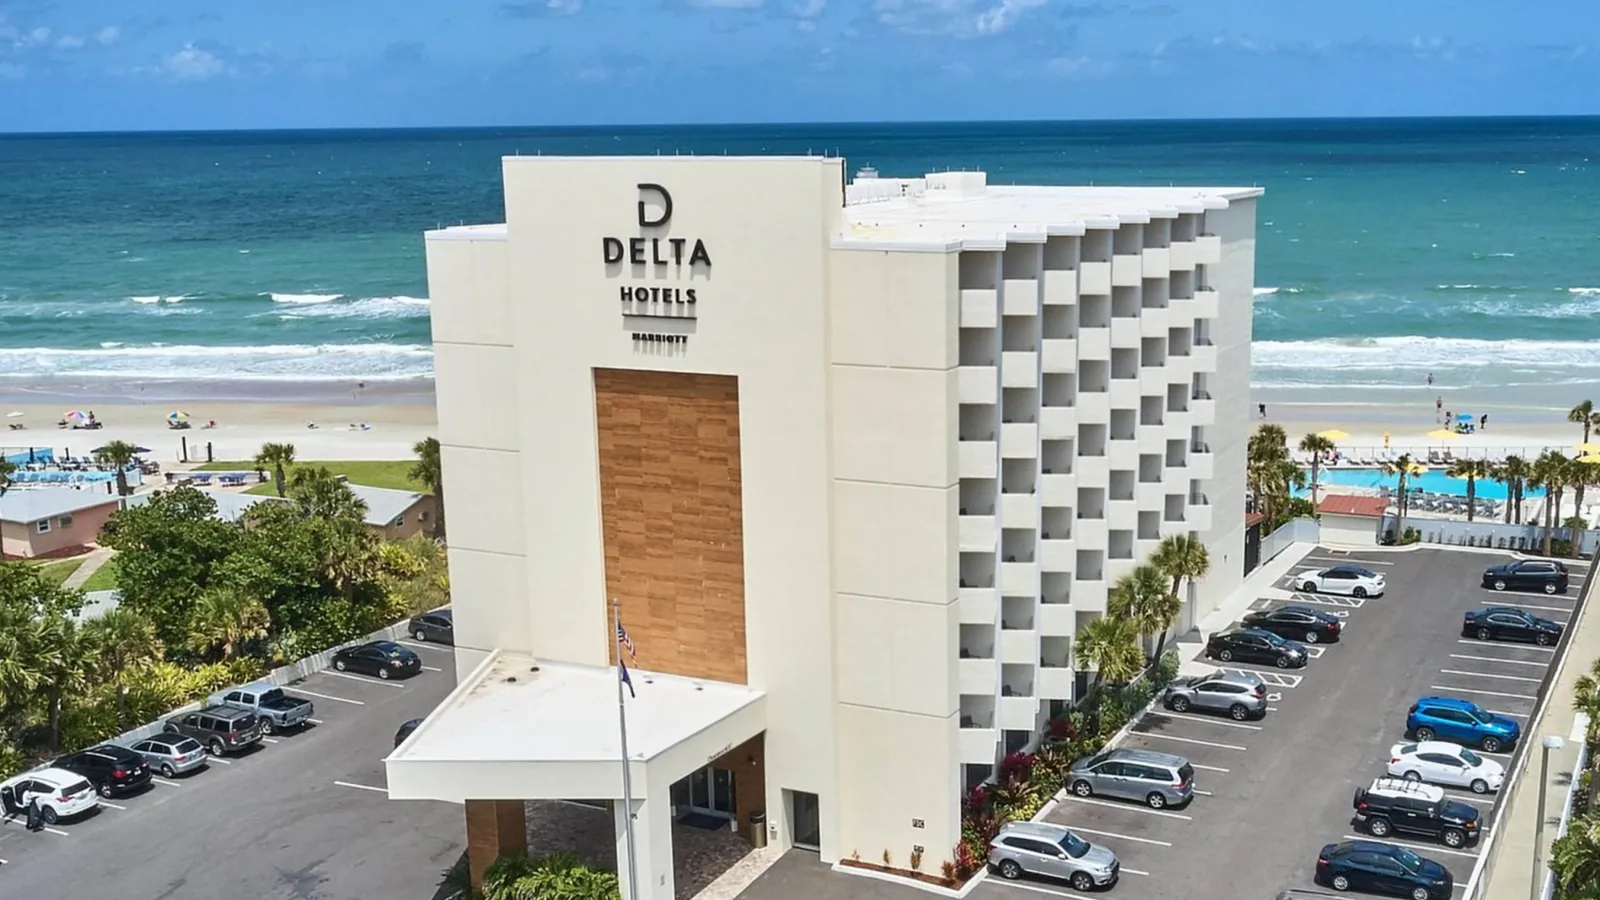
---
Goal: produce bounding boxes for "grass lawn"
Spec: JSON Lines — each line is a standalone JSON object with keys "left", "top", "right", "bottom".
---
{"left": 33, "top": 557, "right": 86, "bottom": 588}
{"left": 79, "top": 557, "right": 120, "bottom": 592}
{"left": 197, "top": 460, "right": 426, "bottom": 495}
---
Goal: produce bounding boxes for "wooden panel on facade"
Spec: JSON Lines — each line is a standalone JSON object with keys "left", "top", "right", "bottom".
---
{"left": 594, "top": 368, "right": 747, "bottom": 684}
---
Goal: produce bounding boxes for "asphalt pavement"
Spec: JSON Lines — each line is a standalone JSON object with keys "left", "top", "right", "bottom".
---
{"left": 0, "top": 638, "right": 465, "bottom": 900}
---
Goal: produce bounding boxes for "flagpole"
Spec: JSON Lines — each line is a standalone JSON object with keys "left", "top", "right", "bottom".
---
{"left": 614, "top": 598, "right": 641, "bottom": 900}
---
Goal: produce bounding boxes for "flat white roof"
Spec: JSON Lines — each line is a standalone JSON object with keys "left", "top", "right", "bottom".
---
{"left": 392, "top": 652, "right": 764, "bottom": 765}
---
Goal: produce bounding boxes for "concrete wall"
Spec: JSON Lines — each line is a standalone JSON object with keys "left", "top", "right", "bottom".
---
{"left": 1320, "top": 513, "right": 1382, "bottom": 547}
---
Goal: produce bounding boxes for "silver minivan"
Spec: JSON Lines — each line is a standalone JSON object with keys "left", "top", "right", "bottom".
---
{"left": 1068, "top": 747, "right": 1196, "bottom": 809}
{"left": 987, "top": 821, "right": 1120, "bottom": 891}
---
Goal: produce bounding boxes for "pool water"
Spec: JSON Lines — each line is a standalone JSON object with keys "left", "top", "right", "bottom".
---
{"left": 1302, "top": 467, "right": 1543, "bottom": 501}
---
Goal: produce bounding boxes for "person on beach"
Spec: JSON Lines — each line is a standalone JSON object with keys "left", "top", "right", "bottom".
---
{"left": 1384, "top": 432, "right": 1391, "bottom": 450}
{"left": 1427, "top": 372, "right": 1434, "bottom": 387}
{"left": 1258, "top": 403, "right": 1267, "bottom": 419}
{"left": 1436, "top": 396, "right": 1443, "bottom": 421}
{"left": 1480, "top": 413, "right": 1488, "bottom": 431}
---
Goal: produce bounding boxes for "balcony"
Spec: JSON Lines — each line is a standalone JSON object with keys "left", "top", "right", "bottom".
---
{"left": 1076, "top": 516, "right": 1108, "bottom": 549}
{"left": 959, "top": 726, "right": 999, "bottom": 765}
{"left": 1079, "top": 261, "right": 1112, "bottom": 295}
{"left": 1169, "top": 240, "right": 1196, "bottom": 271}
{"left": 1164, "top": 409, "right": 1191, "bottom": 435}
{"left": 959, "top": 441, "right": 998, "bottom": 479}
{"left": 1000, "top": 629, "right": 1036, "bottom": 665}
{"left": 1079, "top": 326, "right": 1111, "bottom": 360}
{"left": 1041, "top": 339, "right": 1078, "bottom": 373}
{"left": 1158, "top": 517, "right": 1190, "bottom": 538}
{"left": 1190, "top": 445, "right": 1214, "bottom": 479}
{"left": 1195, "top": 234, "right": 1222, "bottom": 265}
{"left": 1164, "top": 461, "right": 1191, "bottom": 485}
{"left": 1000, "top": 695, "right": 1039, "bottom": 730}
{"left": 1194, "top": 289, "right": 1220, "bottom": 320}
{"left": 960, "top": 288, "right": 998, "bottom": 328}
{"left": 1041, "top": 473, "right": 1075, "bottom": 506}
{"left": 1192, "top": 343, "right": 1218, "bottom": 373}
{"left": 1112, "top": 253, "right": 1143, "bottom": 287}
{"left": 1001, "top": 352, "right": 1039, "bottom": 389}
{"left": 1074, "top": 579, "right": 1109, "bottom": 612}
{"left": 1040, "top": 406, "right": 1077, "bottom": 439}
{"left": 1109, "top": 380, "right": 1139, "bottom": 412}
{"left": 1076, "top": 392, "right": 1110, "bottom": 423}
{"left": 1137, "top": 423, "right": 1167, "bottom": 454}
{"left": 1038, "top": 602, "right": 1074, "bottom": 636}
{"left": 1188, "top": 494, "right": 1213, "bottom": 531}
{"left": 1167, "top": 295, "right": 1196, "bottom": 323}
{"left": 1077, "top": 455, "right": 1109, "bottom": 487}
{"left": 1142, "top": 247, "right": 1170, "bottom": 278}
{"left": 959, "top": 367, "right": 998, "bottom": 405}
{"left": 1191, "top": 393, "right": 1217, "bottom": 426}
{"left": 1000, "top": 562, "right": 1040, "bottom": 597}
{"left": 1139, "top": 368, "right": 1169, "bottom": 398}
{"left": 1003, "top": 278, "right": 1039, "bottom": 316}
{"left": 1137, "top": 484, "right": 1166, "bottom": 511}
{"left": 1106, "top": 437, "right": 1136, "bottom": 466}
{"left": 1110, "top": 318, "right": 1141, "bottom": 349}
{"left": 1040, "top": 538, "right": 1074, "bottom": 573}
{"left": 959, "top": 657, "right": 998, "bottom": 695}
{"left": 959, "top": 587, "right": 999, "bottom": 625}
{"left": 1166, "top": 355, "right": 1193, "bottom": 384}
{"left": 1139, "top": 307, "right": 1169, "bottom": 337}
{"left": 1042, "top": 270, "right": 1078, "bottom": 306}
{"left": 1001, "top": 422, "right": 1038, "bottom": 459}
{"left": 959, "top": 514, "right": 997, "bottom": 552}
{"left": 1108, "top": 499, "right": 1138, "bottom": 531}
{"left": 1038, "top": 667, "right": 1076, "bottom": 700}
{"left": 1000, "top": 493, "right": 1039, "bottom": 530}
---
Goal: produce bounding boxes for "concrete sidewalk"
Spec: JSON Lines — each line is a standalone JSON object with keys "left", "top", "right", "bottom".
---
{"left": 62, "top": 546, "right": 114, "bottom": 590}
{"left": 1478, "top": 576, "right": 1599, "bottom": 899}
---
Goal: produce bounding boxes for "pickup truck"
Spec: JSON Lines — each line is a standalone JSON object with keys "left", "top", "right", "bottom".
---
{"left": 210, "top": 684, "right": 314, "bottom": 735}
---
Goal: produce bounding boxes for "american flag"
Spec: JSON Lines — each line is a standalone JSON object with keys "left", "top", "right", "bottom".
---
{"left": 616, "top": 621, "right": 637, "bottom": 660}
{"left": 619, "top": 659, "right": 635, "bottom": 698}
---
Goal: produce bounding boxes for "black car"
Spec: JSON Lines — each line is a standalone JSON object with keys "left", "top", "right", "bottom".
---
{"left": 53, "top": 743, "right": 153, "bottom": 798}
{"left": 1482, "top": 559, "right": 1568, "bottom": 594}
{"left": 332, "top": 640, "right": 422, "bottom": 680}
{"left": 394, "top": 717, "right": 423, "bottom": 748}
{"left": 1204, "top": 628, "right": 1309, "bottom": 669}
{"left": 1462, "top": 606, "right": 1564, "bottom": 646}
{"left": 407, "top": 609, "right": 453, "bottom": 645}
{"left": 1241, "top": 604, "right": 1344, "bottom": 644}
{"left": 1316, "top": 840, "right": 1453, "bottom": 899}
{"left": 1354, "top": 778, "right": 1480, "bottom": 848}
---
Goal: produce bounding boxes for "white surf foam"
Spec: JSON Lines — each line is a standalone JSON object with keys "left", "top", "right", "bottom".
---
{"left": 1253, "top": 336, "right": 1600, "bottom": 373}
{"left": 273, "top": 295, "right": 431, "bottom": 320}
{"left": 266, "top": 292, "right": 343, "bottom": 304}
{"left": 0, "top": 343, "right": 434, "bottom": 381}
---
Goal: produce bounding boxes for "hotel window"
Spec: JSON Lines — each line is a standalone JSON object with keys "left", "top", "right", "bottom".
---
{"left": 35, "top": 519, "right": 51, "bottom": 534}
{"left": 59, "top": 514, "right": 74, "bottom": 528}
{"left": 391, "top": 514, "right": 405, "bottom": 527}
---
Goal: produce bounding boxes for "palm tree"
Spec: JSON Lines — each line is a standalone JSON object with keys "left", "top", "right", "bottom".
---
{"left": 92, "top": 439, "right": 141, "bottom": 497}
{"left": 1109, "top": 564, "right": 1180, "bottom": 664}
{"left": 186, "top": 586, "right": 271, "bottom": 661}
{"left": 1496, "top": 455, "right": 1531, "bottom": 524}
{"left": 1150, "top": 534, "right": 1209, "bottom": 661}
{"left": 1298, "top": 433, "right": 1335, "bottom": 508}
{"left": 1074, "top": 615, "right": 1144, "bottom": 690}
{"left": 0, "top": 457, "right": 14, "bottom": 497}
{"left": 1571, "top": 458, "right": 1597, "bottom": 525}
{"left": 35, "top": 614, "right": 93, "bottom": 750}
{"left": 1445, "top": 458, "right": 1492, "bottom": 522}
{"left": 83, "top": 608, "right": 162, "bottom": 728}
{"left": 410, "top": 436, "right": 445, "bottom": 540}
{"left": 1380, "top": 452, "right": 1422, "bottom": 536}
{"left": 1571, "top": 400, "right": 1597, "bottom": 445}
{"left": 288, "top": 466, "right": 369, "bottom": 523}
{"left": 1248, "top": 425, "right": 1303, "bottom": 524}
{"left": 254, "top": 442, "right": 297, "bottom": 498}
{"left": 1532, "top": 450, "right": 1567, "bottom": 556}
{"left": 1549, "top": 816, "right": 1600, "bottom": 900}
{"left": 1573, "top": 657, "right": 1600, "bottom": 807}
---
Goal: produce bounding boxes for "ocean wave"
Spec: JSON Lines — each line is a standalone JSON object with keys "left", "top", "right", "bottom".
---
{"left": 129, "top": 294, "right": 194, "bottom": 304}
{"left": 0, "top": 343, "right": 434, "bottom": 381}
{"left": 266, "top": 292, "right": 343, "bottom": 304}
{"left": 270, "top": 295, "right": 431, "bottom": 320}
{"left": 1253, "top": 336, "right": 1600, "bottom": 372}
{"left": 1470, "top": 252, "right": 1516, "bottom": 259}
{"left": 1252, "top": 286, "right": 1304, "bottom": 298}
{"left": 1569, "top": 287, "right": 1600, "bottom": 296}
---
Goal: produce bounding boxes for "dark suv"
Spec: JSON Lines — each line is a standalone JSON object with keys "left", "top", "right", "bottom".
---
{"left": 1482, "top": 559, "right": 1567, "bottom": 594}
{"left": 53, "top": 743, "right": 153, "bottom": 798}
{"left": 1354, "top": 778, "right": 1480, "bottom": 848}
{"left": 164, "top": 705, "right": 265, "bottom": 756}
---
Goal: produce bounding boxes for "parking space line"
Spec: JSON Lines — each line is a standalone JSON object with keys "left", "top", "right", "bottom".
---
{"left": 1120, "top": 867, "right": 1151, "bottom": 876}
{"left": 1441, "top": 792, "right": 1494, "bottom": 806}
{"left": 152, "top": 777, "right": 181, "bottom": 787}
{"left": 1488, "top": 709, "right": 1529, "bottom": 718}
{"left": 287, "top": 688, "right": 365, "bottom": 705}
{"left": 1149, "top": 712, "right": 1262, "bottom": 731}
{"left": 334, "top": 780, "right": 389, "bottom": 794}
{"left": 1189, "top": 763, "right": 1230, "bottom": 773}
{"left": 398, "top": 640, "right": 450, "bottom": 652}
{"left": 421, "top": 665, "right": 443, "bottom": 672}
{"left": 98, "top": 801, "right": 126, "bottom": 810}
{"left": 982, "top": 881, "right": 1094, "bottom": 900}
{"left": 1449, "top": 654, "right": 1548, "bottom": 668}
{"left": 1304, "top": 556, "right": 1393, "bottom": 565}
{"left": 1481, "top": 588, "right": 1575, "bottom": 599}
{"left": 307, "top": 717, "right": 324, "bottom": 724}
{"left": 1055, "top": 824, "right": 1174, "bottom": 847}
{"left": 1439, "top": 668, "right": 1542, "bottom": 683}
{"left": 326, "top": 671, "right": 407, "bottom": 689}
{"left": 1218, "top": 667, "right": 1303, "bottom": 688}
{"left": 1509, "top": 604, "right": 1572, "bottom": 615}
{"left": 1192, "top": 789, "right": 1214, "bottom": 797}
{"left": 1305, "top": 646, "right": 1327, "bottom": 659}
{"left": 3, "top": 818, "right": 69, "bottom": 836}
{"left": 1456, "top": 639, "right": 1554, "bottom": 653}
{"left": 1131, "top": 732, "right": 1247, "bottom": 751}
{"left": 1340, "top": 835, "right": 1480, "bottom": 860}
{"left": 206, "top": 757, "right": 232, "bottom": 764}
{"left": 1429, "top": 684, "right": 1538, "bottom": 701}
{"left": 261, "top": 737, "right": 280, "bottom": 744}
{"left": 1058, "top": 795, "right": 1192, "bottom": 820}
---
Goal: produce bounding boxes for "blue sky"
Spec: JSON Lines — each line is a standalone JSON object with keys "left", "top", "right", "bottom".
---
{"left": 1, "top": 0, "right": 1597, "bottom": 131}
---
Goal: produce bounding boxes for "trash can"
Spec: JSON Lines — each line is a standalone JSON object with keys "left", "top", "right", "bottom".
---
{"left": 748, "top": 811, "right": 767, "bottom": 848}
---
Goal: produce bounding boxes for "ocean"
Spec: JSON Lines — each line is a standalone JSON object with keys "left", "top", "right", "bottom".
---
{"left": 2, "top": 118, "right": 1598, "bottom": 405}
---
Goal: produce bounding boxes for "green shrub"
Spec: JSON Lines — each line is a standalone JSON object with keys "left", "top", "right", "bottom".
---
{"left": 483, "top": 852, "right": 619, "bottom": 900}
{"left": 0, "top": 741, "right": 26, "bottom": 780}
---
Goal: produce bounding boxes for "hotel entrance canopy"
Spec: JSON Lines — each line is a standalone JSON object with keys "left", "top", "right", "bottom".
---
{"left": 386, "top": 651, "right": 767, "bottom": 803}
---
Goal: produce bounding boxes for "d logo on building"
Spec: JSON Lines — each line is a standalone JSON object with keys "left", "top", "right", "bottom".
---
{"left": 602, "top": 183, "right": 712, "bottom": 269}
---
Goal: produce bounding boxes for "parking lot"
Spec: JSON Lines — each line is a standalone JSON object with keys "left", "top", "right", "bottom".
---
{"left": 0, "top": 639, "right": 465, "bottom": 900}
{"left": 969, "top": 546, "right": 1589, "bottom": 900}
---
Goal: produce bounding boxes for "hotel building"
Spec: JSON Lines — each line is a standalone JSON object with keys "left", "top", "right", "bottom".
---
{"left": 386, "top": 156, "right": 1260, "bottom": 896}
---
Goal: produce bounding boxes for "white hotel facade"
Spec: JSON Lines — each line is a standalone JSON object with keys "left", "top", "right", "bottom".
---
{"left": 386, "top": 156, "right": 1259, "bottom": 896}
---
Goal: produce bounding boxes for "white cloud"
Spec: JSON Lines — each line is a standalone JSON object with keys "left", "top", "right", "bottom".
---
{"left": 973, "top": 0, "right": 1045, "bottom": 35}
{"left": 96, "top": 25, "right": 123, "bottom": 46}
{"left": 875, "top": 0, "right": 1047, "bottom": 37}
{"left": 687, "top": 0, "right": 764, "bottom": 6}
{"left": 27, "top": 26, "right": 50, "bottom": 44}
{"left": 794, "top": 0, "right": 826, "bottom": 15}
{"left": 1046, "top": 55, "right": 1112, "bottom": 78}
{"left": 56, "top": 34, "right": 85, "bottom": 49}
{"left": 164, "top": 43, "right": 228, "bottom": 81}
{"left": 547, "top": 0, "right": 582, "bottom": 12}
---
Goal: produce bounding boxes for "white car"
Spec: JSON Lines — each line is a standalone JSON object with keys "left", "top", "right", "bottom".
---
{"left": 1388, "top": 740, "right": 1505, "bottom": 794}
{"left": 1296, "top": 565, "right": 1385, "bottom": 598}
{"left": 0, "top": 766, "right": 100, "bottom": 824}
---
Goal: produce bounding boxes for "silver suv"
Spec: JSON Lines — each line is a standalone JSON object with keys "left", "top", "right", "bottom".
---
{"left": 987, "top": 821, "right": 1119, "bottom": 891}
{"left": 1163, "top": 670, "right": 1269, "bottom": 721}
{"left": 1068, "top": 747, "right": 1196, "bottom": 809}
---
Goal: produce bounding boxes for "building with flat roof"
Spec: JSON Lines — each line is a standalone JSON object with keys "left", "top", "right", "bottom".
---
{"left": 0, "top": 486, "right": 121, "bottom": 559}
{"left": 388, "top": 157, "right": 1259, "bottom": 895}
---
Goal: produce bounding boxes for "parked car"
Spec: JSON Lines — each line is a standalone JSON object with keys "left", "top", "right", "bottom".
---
{"left": 332, "top": 640, "right": 422, "bottom": 679}
{"left": 1204, "top": 628, "right": 1309, "bottom": 669}
{"left": 1296, "top": 565, "right": 1386, "bottom": 597}
{"left": 1241, "top": 604, "right": 1344, "bottom": 644}
{"left": 1406, "top": 696, "right": 1520, "bottom": 753}
{"left": 408, "top": 609, "right": 453, "bottom": 644}
{"left": 212, "top": 683, "right": 314, "bottom": 734}
{"left": 1315, "top": 840, "right": 1453, "bottom": 900}
{"left": 128, "top": 735, "right": 210, "bottom": 778}
{"left": 0, "top": 767, "right": 99, "bottom": 824}
{"left": 1067, "top": 747, "right": 1195, "bottom": 810}
{"left": 1354, "top": 777, "right": 1480, "bottom": 848}
{"left": 1461, "top": 606, "right": 1564, "bottom": 646}
{"left": 1387, "top": 740, "right": 1504, "bottom": 794}
{"left": 52, "top": 743, "right": 153, "bottom": 798}
{"left": 987, "top": 821, "right": 1120, "bottom": 891}
{"left": 1162, "top": 670, "right": 1269, "bottom": 720}
{"left": 164, "top": 704, "right": 265, "bottom": 756}
{"left": 1482, "top": 559, "right": 1567, "bottom": 594}
{"left": 394, "top": 717, "right": 423, "bottom": 749}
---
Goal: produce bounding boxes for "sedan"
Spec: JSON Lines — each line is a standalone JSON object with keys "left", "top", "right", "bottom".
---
{"left": 1388, "top": 741, "right": 1505, "bottom": 794}
{"left": 1242, "top": 604, "right": 1344, "bottom": 644}
{"left": 128, "top": 735, "right": 210, "bottom": 778}
{"left": 1482, "top": 559, "right": 1567, "bottom": 594}
{"left": 1204, "top": 628, "right": 1309, "bottom": 669}
{"left": 408, "top": 609, "right": 453, "bottom": 644}
{"left": 1462, "top": 606, "right": 1564, "bottom": 646}
{"left": 332, "top": 640, "right": 422, "bottom": 679}
{"left": 1315, "top": 840, "right": 1453, "bottom": 900}
{"left": 1296, "top": 565, "right": 1386, "bottom": 598}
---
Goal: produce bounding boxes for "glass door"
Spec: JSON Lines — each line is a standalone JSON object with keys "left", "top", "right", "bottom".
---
{"left": 685, "top": 767, "right": 737, "bottom": 819}
{"left": 791, "top": 791, "right": 821, "bottom": 849}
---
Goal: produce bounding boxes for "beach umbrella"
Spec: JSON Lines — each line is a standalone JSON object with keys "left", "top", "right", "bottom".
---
{"left": 1456, "top": 413, "right": 1474, "bottom": 422}
{"left": 1317, "top": 429, "right": 1350, "bottom": 441}
{"left": 63, "top": 410, "right": 86, "bottom": 420}
{"left": 5, "top": 411, "right": 21, "bottom": 418}
{"left": 1575, "top": 443, "right": 1600, "bottom": 454}
{"left": 1425, "top": 429, "right": 1458, "bottom": 441}
{"left": 167, "top": 410, "right": 190, "bottom": 421}
{"left": 1578, "top": 453, "right": 1600, "bottom": 465}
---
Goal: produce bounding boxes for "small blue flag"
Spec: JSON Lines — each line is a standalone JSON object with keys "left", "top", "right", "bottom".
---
{"left": 619, "top": 659, "right": 635, "bottom": 698}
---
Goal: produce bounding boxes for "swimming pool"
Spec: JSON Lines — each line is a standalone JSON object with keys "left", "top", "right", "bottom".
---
{"left": 1302, "top": 466, "right": 1542, "bottom": 501}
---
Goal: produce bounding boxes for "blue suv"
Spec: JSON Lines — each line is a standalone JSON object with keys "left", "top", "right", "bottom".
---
{"left": 1406, "top": 697, "right": 1520, "bottom": 753}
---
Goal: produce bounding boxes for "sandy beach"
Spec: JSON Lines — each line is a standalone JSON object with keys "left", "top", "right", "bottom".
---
{"left": 1253, "top": 395, "right": 1592, "bottom": 459}
{"left": 0, "top": 402, "right": 438, "bottom": 464}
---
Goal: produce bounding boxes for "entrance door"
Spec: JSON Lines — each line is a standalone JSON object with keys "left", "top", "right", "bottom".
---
{"left": 791, "top": 791, "right": 820, "bottom": 850}
{"left": 686, "top": 767, "right": 736, "bottom": 819}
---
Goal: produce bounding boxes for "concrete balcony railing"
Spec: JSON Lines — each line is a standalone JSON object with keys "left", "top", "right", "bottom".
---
{"left": 1164, "top": 409, "right": 1191, "bottom": 435}
{"left": 1105, "top": 556, "right": 1138, "bottom": 583}
{"left": 1078, "top": 326, "right": 1111, "bottom": 360}
{"left": 1192, "top": 342, "right": 1219, "bottom": 373}
{"left": 1076, "top": 392, "right": 1110, "bottom": 423}
{"left": 1194, "top": 288, "right": 1220, "bottom": 320}
{"left": 1112, "top": 253, "right": 1143, "bottom": 287}
{"left": 1137, "top": 423, "right": 1167, "bottom": 454}
{"left": 1042, "top": 269, "right": 1078, "bottom": 306}
{"left": 1168, "top": 240, "right": 1196, "bottom": 271}
{"left": 1139, "top": 368, "right": 1169, "bottom": 397}
{"left": 1040, "top": 406, "right": 1077, "bottom": 440}
{"left": 1166, "top": 354, "right": 1193, "bottom": 384}
{"left": 960, "top": 288, "right": 998, "bottom": 328}
{"left": 1038, "top": 603, "right": 1074, "bottom": 637}
{"left": 1000, "top": 493, "right": 1039, "bottom": 530}
{"left": 1164, "top": 461, "right": 1191, "bottom": 485}
{"left": 1142, "top": 246, "right": 1171, "bottom": 278}
{"left": 1108, "top": 499, "right": 1138, "bottom": 530}
{"left": 958, "top": 513, "right": 997, "bottom": 552}
{"left": 1139, "top": 307, "right": 1169, "bottom": 337}
{"left": 959, "top": 587, "right": 999, "bottom": 625}
{"left": 1002, "top": 278, "right": 1039, "bottom": 316}
{"left": 958, "top": 441, "right": 998, "bottom": 479}
{"left": 1077, "top": 454, "right": 1110, "bottom": 487}
{"left": 1001, "top": 422, "right": 1038, "bottom": 459}
{"left": 1109, "top": 380, "right": 1139, "bottom": 411}
{"left": 1107, "top": 436, "right": 1137, "bottom": 464}
{"left": 1167, "top": 295, "right": 1196, "bottom": 322}
{"left": 1000, "top": 629, "right": 1036, "bottom": 665}
{"left": 1074, "top": 578, "right": 1109, "bottom": 612}
{"left": 1076, "top": 515, "right": 1108, "bottom": 549}
{"left": 1159, "top": 517, "right": 1190, "bottom": 538}
{"left": 958, "top": 366, "right": 998, "bottom": 405}
{"left": 1001, "top": 352, "right": 1039, "bottom": 389}
{"left": 1191, "top": 394, "right": 1217, "bottom": 426}
{"left": 1040, "top": 472, "right": 1075, "bottom": 507}
{"left": 1189, "top": 445, "right": 1214, "bottom": 480}
{"left": 1110, "top": 318, "right": 1141, "bottom": 349}
{"left": 1040, "top": 537, "right": 1074, "bottom": 572}
{"left": 959, "top": 726, "right": 999, "bottom": 765}
{"left": 1188, "top": 495, "right": 1213, "bottom": 532}
{"left": 1079, "top": 260, "right": 1112, "bottom": 296}
{"left": 1041, "top": 338, "right": 1078, "bottom": 373}
{"left": 1195, "top": 234, "right": 1222, "bottom": 266}
{"left": 1000, "top": 561, "right": 1040, "bottom": 597}
{"left": 1038, "top": 666, "right": 1076, "bottom": 700}
{"left": 959, "top": 656, "right": 998, "bottom": 695}
{"left": 999, "top": 695, "right": 1039, "bottom": 731}
{"left": 1136, "top": 484, "right": 1166, "bottom": 511}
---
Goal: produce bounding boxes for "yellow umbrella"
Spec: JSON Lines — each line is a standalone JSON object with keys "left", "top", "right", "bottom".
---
{"left": 1578, "top": 453, "right": 1600, "bottom": 465}
{"left": 1425, "top": 429, "right": 1458, "bottom": 441}
{"left": 1317, "top": 429, "right": 1351, "bottom": 441}
{"left": 1575, "top": 443, "right": 1600, "bottom": 454}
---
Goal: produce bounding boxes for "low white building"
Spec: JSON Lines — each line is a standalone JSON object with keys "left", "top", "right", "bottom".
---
{"left": 1317, "top": 494, "right": 1389, "bottom": 546}
{"left": 387, "top": 156, "right": 1260, "bottom": 895}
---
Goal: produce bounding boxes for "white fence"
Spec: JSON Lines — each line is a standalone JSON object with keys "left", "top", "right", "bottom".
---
{"left": 1261, "top": 517, "right": 1319, "bottom": 563}
{"left": 1384, "top": 515, "right": 1600, "bottom": 557}
{"left": 1541, "top": 719, "right": 1591, "bottom": 900}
